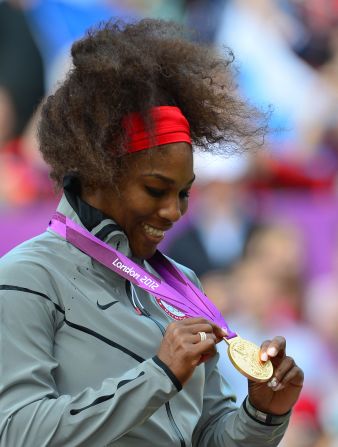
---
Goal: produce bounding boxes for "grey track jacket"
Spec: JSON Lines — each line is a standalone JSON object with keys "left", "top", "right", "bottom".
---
{"left": 0, "top": 184, "right": 290, "bottom": 446}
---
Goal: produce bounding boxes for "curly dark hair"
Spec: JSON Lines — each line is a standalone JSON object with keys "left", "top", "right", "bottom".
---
{"left": 38, "top": 18, "right": 266, "bottom": 190}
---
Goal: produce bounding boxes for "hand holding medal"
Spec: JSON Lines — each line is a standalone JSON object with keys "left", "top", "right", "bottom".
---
{"left": 247, "top": 336, "right": 304, "bottom": 416}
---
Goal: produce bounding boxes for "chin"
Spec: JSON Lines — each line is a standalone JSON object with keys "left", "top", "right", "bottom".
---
{"left": 132, "top": 245, "right": 157, "bottom": 260}
{"left": 141, "top": 248, "right": 157, "bottom": 260}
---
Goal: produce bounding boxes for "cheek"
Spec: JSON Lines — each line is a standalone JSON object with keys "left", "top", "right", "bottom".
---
{"left": 123, "top": 196, "right": 156, "bottom": 222}
{"left": 181, "top": 200, "right": 189, "bottom": 216}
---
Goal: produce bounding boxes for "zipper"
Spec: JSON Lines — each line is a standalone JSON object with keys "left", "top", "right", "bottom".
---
{"left": 125, "top": 281, "right": 186, "bottom": 447}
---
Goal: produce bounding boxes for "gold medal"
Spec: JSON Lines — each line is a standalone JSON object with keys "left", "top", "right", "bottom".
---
{"left": 224, "top": 336, "right": 273, "bottom": 382}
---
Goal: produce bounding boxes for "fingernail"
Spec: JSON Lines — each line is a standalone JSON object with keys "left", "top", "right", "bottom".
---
{"left": 267, "top": 346, "right": 277, "bottom": 357}
{"left": 268, "top": 377, "right": 279, "bottom": 389}
{"left": 260, "top": 352, "right": 268, "bottom": 362}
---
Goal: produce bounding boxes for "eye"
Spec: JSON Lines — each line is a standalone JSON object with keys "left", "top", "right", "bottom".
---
{"left": 179, "top": 189, "right": 190, "bottom": 199}
{"left": 145, "top": 186, "right": 166, "bottom": 198}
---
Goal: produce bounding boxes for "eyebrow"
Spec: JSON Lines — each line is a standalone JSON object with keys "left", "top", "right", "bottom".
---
{"left": 142, "top": 173, "right": 196, "bottom": 186}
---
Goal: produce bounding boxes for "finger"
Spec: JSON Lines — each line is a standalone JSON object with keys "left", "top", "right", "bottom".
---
{"left": 214, "top": 325, "right": 228, "bottom": 341}
{"left": 269, "top": 365, "right": 304, "bottom": 392}
{"left": 267, "top": 355, "right": 300, "bottom": 390}
{"left": 184, "top": 318, "right": 227, "bottom": 336}
{"left": 182, "top": 338, "right": 217, "bottom": 366}
{"left": 268, "top": 336, "right": 286, "bottom": 358}
{"left": 177, "top": 332, "right": 216, "bottom": 345}
{"left": 259, "top": 339, "right": 272, "bottom": 362}
{"left": 167, "top": 324, "right": 214, "bottom": 344}
{"left": 167, "top": 322, "right": 217, "bottom": 345}
{"left": 197, "top": 347, "right": 218, "bottom": 364}
{"left": 193, "top": 338, "right": 218, "bottom": 358}
{"left": 166, "top": 321, "right": 212, "bottom": 337}
{"left": 173, "top": 319, "right": 227, "bottom": 340}
{"left": 164, "top": 319, "right": 205, "bottom": 336}
{"left": 187, "top": 323, "right": 215, "bottom": 335}
{"left": 179, "top": 317, "right": 213, "bottom": 326}
{"left": 260, "top": 336, "right": 286, "bottom": 362}
{"left": 192, "top": 332, "right": 217, "bottom": 344}
{"left": 197, "top": 320, "right": 227, "bottom": 340}
{"left": 269, "top": 355, "right": 294, "bottom": 386}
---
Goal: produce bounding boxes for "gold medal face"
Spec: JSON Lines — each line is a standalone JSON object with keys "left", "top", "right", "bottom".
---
{"left": 226, "top": 337, "right": 273, "bottom": 382}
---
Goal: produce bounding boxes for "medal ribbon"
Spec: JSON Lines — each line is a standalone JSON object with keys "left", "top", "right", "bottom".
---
{"left": 49, "top": 212, "right": 237, "bottom": 339}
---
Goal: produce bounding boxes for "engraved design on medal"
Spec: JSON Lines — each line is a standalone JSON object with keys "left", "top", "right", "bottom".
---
{"left": 226, "top": 337, "right": 273, "bottom": 382}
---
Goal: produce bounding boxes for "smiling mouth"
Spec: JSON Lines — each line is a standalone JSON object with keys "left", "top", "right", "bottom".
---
{"left": 142, "top": 223, "right": 165, "bottom": 239}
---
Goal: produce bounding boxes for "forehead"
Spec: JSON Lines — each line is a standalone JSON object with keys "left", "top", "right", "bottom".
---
{"left": 127, "top": 142, "right": 194, "bottom": 182}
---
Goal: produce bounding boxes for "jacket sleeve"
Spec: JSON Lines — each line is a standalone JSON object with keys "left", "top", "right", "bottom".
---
{"left": 0, "top": 259, "right": 180, "bottom": 447}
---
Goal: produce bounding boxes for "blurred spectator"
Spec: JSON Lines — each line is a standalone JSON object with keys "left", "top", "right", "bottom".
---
{"left": 21, "top": 0, "right": 186, "bottom": 93}
{"left": 0, "top": 0, "right": 51, "bottom": 208}
{"left": 140, "top": 0, "right": 186, "bottom": 22}
{"left": 22, "top": 0, "right": 138, "bottom": 92}
{"left": 185, "top": 0, "right": 228, "bottom": 43}
{"left": 165, "top": 152, "right": 256, "bottom": 277}
{"left": 243, "top": 221, "right": 305, "bottom": 319}
{"left": 289, "top": 0, "right": 338, "bottom": 69}
{"left": 279, "top": 394, "right": 327, "bottom": 447}
{"left": 215, "top": 0, "right": 338, "bottom": 158}
{"left": 306, "top": 276, "right": 338, "bottom": 359}
{"left": 305, "top": 235, "right": 338, "bottom": 365}
{"left": 319, "top": 386, "right": 338, "bottom": 446}
{"left": 0, "top": 109, "right": 53, "bottom": 207}
{"left": 320, "top": 24, "right": 338, "bottom": 95}
{"left": 0, "top": 0, "right": 44, "bottom": 146}
{"left": 207, "top": 222, "right": 336, "bottom": 407}
{"left": 200, "top": 268, "right": 234, "bottom": 317}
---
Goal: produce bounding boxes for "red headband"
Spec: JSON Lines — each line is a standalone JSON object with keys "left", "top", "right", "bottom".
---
{"left": 122, "top": 106, "right": 191, "bottom": 153}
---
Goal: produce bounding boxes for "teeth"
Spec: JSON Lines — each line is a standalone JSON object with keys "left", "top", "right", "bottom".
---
{"left": 143, "top": 224, "right": 165, "bottom": 238}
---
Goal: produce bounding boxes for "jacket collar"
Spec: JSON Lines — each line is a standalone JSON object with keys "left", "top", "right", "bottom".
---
{"left": 56, "top": 175, "right": 132, "bottom": 258}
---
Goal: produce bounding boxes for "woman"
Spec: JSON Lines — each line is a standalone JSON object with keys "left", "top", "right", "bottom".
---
{"left": 0, "top": 19, "right": 303, "bottom": 446}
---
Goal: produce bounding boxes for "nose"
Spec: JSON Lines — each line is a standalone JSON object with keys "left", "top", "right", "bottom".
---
{"left": 158, "top": 197, "right": 183, "bottom": 223}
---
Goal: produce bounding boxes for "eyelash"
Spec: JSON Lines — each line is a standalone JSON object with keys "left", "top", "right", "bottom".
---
{"left": 146, "top": 187, "right": 190, "bottom": 199}
{"left": 146, "top": 187, "right": 165, "bottom": 198}
{"left": 180, "top": 190, "right": 190, "bottom": 199}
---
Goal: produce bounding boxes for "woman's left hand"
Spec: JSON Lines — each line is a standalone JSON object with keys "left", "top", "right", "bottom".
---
{"left": 248, "top": 336, "right": 304, "bottom": 415}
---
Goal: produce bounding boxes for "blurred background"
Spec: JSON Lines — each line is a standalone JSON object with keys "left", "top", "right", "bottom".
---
{"left": 1, "top": 0, "right": 338, "bottom": 445}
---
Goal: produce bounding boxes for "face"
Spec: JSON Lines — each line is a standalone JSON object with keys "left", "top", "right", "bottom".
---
{"left": 84, "top": 142, "right": 194, "bottom": 259}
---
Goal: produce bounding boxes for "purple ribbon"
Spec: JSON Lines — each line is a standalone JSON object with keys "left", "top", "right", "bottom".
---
{"left": 49, "top": 212, "right": 237, "bottom": 339}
